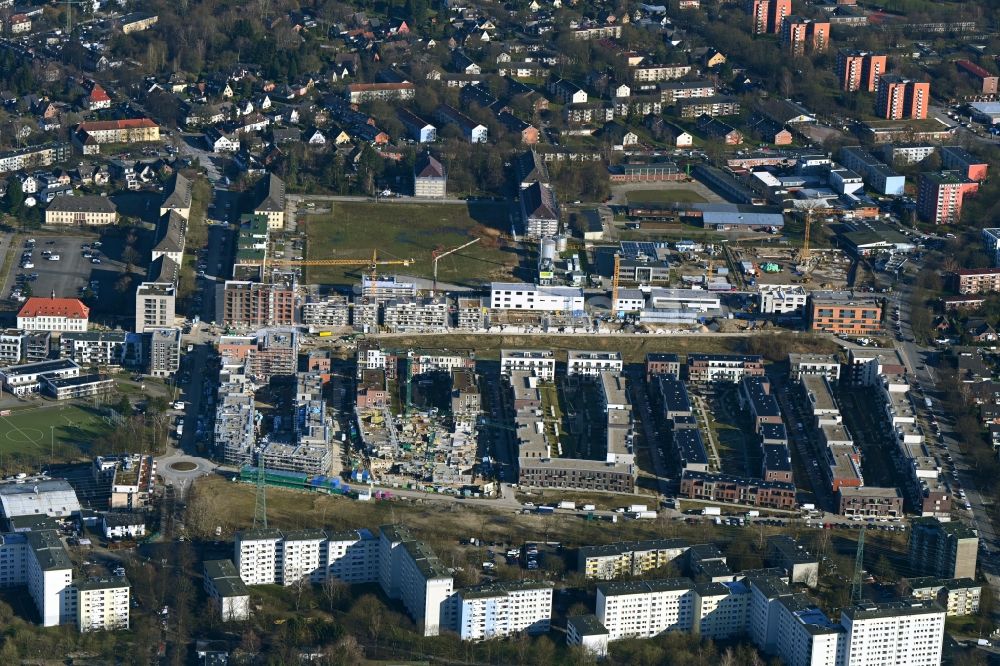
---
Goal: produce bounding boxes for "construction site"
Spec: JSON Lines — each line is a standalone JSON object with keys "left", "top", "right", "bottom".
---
{"left": 350, "top": 348, "right": 487, "bottom": 492}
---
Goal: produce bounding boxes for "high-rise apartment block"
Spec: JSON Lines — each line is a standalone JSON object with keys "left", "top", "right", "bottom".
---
{"left": 875, "top": 75, "right": 930, "bottom": 120}
{"left": 747, "top": 0, "right": 791, "bottom": 34}
{"left": 837, "top": 51, "right": 887, "bottom": 92}
{"left": 917, "top": 171, "right": 979, "bottom": 225}
{"left": 908, "top": 517, "right": 978, "bottom": 580}
{"left": 781, "top": 17, "right": 830, "bottom": 56}
{"left": 234, "top": 525, "right": 453, "bottom": 636}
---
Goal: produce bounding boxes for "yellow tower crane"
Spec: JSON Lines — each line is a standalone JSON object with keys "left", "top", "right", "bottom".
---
{"left": 267, "top": 249, "right": 414, "bottom": 282}
{"left": 612, "top": 253, "right": 621, "bottom": 313}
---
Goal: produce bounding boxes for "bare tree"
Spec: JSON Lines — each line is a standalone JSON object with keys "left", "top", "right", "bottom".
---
{"left": 322, "top": 576, "right": 348, "bottom": 611}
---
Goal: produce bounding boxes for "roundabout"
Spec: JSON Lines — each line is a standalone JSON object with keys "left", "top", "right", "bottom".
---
{"left": 169, "top": 461, "right": 198, "bottom": 472}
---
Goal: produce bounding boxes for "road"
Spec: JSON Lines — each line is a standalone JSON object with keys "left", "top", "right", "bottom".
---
{"left": 893, "top": 266, "right": 1000, "bottom": 594}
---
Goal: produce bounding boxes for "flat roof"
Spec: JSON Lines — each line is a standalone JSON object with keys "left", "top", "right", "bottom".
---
{"left": 204, "top": 559, "right": 250, "bottom": 597}
{"left": 567, "top": 614, "right": 608, "bottom": 636}
{"left": 842, "top": 599, "right": 944, "bottom": 620}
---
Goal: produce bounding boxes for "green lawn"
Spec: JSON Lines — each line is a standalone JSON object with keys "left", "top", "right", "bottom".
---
{"left": 0, "top": 404, "right": 114, "bottom": 461}
{"left": 302, "top": 201, "right": 519, "bottom": 287}
{"left": 623, "top": 189, "right": 707, "bottom": 204}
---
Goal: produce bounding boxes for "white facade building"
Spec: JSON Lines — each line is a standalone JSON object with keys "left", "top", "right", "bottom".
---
{"left": 76, "top": 576, "right": 130, "bottom": 632}
{"left": 839, "top": 600, "right": 944, "bottom": 666}
{"left": 455, "top": 582, "right": 553, "bottom": 640}
{"left": 759, "top": 285, "right": 809, "bottom": 314}
{"left": 488, "top": 283, "right": 585, "bottom": 312}
{"left": 500, "top": 349, "right": 556, "bottom": 380}
{"left": 204, "top": 559, "right": 251, "bottom": 622}
{"left": 0, "top": 530, "right": 75, "bottom": 627}
{"left": 567, "top": 350, "right": 624, "bottom": 376}
{"left": 234, "top": 525, "right": 452, "bottom": 637}
{"left": 597, "top": 578, "right": 698, "bottom": 640}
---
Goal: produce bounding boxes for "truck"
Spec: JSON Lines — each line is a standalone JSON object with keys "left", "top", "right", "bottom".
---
{"left": 702, "top": 507, "right": 721, "bottom": 516}
{"left": 536, "top": 506, "right": 555, "bottom": 515}
{"left": 632, "top": 511, "right": 657, "bottom": 519}
{"left": 746, "top": 510, "right": 760, "bottom": 518}
{"left": 176, "top": 424, "right": 184, "bottom": 437}
{"left": 581, "top": 504, "right": 596, "bottom": 512}
{"left": 801, "top": 503, "right": 816, "bottom": 512}
{"left": 558, "top": 501, "right": 576, "bottom": 510}
{"left": 628, "top": 504, "right": 649, "bottom": 513}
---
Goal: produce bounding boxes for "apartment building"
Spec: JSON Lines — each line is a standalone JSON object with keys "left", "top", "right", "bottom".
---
{"left": 0, "top": 359, "right": 80, "bottom": 396}
{"left": 519, "top": 181, "right": 560, "bottom": 238}
{"left": 0, "top": 330, "right": 23, "bottom": 364}
{"left": 597, "top": 578, "right": 698, "bottom": 640}
{"left": 382, "top": 297, "right": 449, "bottom": 333}
{"left": 302, "top": 293, "right": 350, "bottom": 327}
{"left": 837, "top": 51, "right": 887, "bottom": 92}
{"left": 213, "top": 371, "right": 256, "bottom": 465}
{"left": 221, "top": 279, "right": 296, "bottom": 329}
{"left": 632, "top": 63, "right": 692, "bottom": 82}
{"left": 766, "top": 536, "right": 819, "bottom": 588}
{"left": 747, "top": 0, "right": 791, "bottom": 34}
{"left": 646, "top": 353, "right": 682, "bottom": 380}
{"left": 957, "top": 59, "right": 999, "bottom": 95}
{"left": 345, "top": 82, "right": 416, "bottom": 103}
{"left": 940, "top": 146, "right": 989, "bottom": 182}
{"left": 45, "top": 195, "right": 118, "bottom": 226}
{"left": 500, "top": 349, "right": 555, "bottom": 380}
{"left": 903, "top": 577, "right": 981, "bottom": 616}
{"left": 455, "top": 297, "right": 486, "bottom": 331}
{"left": 134, "top": 282, "right": 175, "bottom": 334}
{"left": 251, "top": 174, "right": 286, "bottom": 230}
{"left": 758, "top": 284, "right": 808, "bottom": 314}
{"left": 687, "top": 354, "right": 765, "bottom": 383}
{"left": 908, "top": 517, "right": 978, "bottom": 579}
{"left": 840, "top": 146, "right": 906, "bottom": 196}
{"left": 72, "top": 119, "right": 160, "bottom": 151}
{"left": 143, "top": 327, "right": 179, "bottom": 378}
{"left": 567, "top": 351, "right": 623, "bottom": 377}
{"left": 578, "top": 539, "right": 690, "bottom": 580}
{"left": 0, "top": 143, "right": 70, "bottom": 175}
{"left": 566, "top": 615, "right": 610, "bottom": 656}
{"left": 808, "top": 296, "right": 882, "bottom": 336}
{"left": 875, "top": 76, "right": 930, "bottom": 120}
{"left": 203, "top": 559, "right": 250, "bottom": 621}
{"left": 379, "top": 524, "right": 454, "bottom": 637}
{"left": 917, "top": 170, "right": 979, "bottom": 225}
{"left": 658, "top": 80, "right": 716, "bottom": 105}
{"left": 413, "top": 153, "right": 447, "bottom": 199}
{"left": 58, "top": 331, "right": 127, "bottom": 367}
{"left": 435, "top": 104, "right": 488, "bottom": 143}
{"left": 76, "top": 576, "right": 130, "bottom": 632}
{"left": 839, "top": 600, "right": 945, "bottom": 666}
{"left": 953, "top": 268, "right": 1000, "bottom": 294}
{"left": 488, "top": 283, "right": 584, "bottom": 312}
{"left": 0, "top": 530, "right": 74, "bottom": 627}
{"left": 788, "top": 353, "right": 841, "bottom": 381}
{"left": 781, "top": 17, "right": 830, "bottom": 56}
{"left": 454, "top": 582, "right": 553, "bottom": 640}
{"left": 838, "top": 486, "right": 903, "bottom": 518}
{"left": 679, "top": 471, "right": 797, "bottom": 509}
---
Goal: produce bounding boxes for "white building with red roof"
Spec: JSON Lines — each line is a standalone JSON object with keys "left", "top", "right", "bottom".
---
{"left": 17, "top": 297, "right": 90, "bottom": 333}
{"left": 85, "top": 83, "right": 112, "bottom": 110}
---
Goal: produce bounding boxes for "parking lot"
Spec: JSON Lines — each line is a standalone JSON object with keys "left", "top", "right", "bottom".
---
{"left": 7, "top": 234, "right": 99, "bottom": 302}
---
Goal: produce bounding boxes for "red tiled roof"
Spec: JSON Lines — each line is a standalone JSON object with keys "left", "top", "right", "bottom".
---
{"left": 89, "top": 84, "right": 111, "bottom": 102}
{"left": 78, "top": 118, "right": 158, "bottom": 131}
{"left": 17, "top": 297, "right": 90, "bottom": 320}
{"left": 957, "top": 60, "right": 994, "bottom": 80}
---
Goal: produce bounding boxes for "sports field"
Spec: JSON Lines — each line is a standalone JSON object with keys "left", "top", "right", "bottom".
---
{"left": 0, "top": 405, "right": 114, "bottom": 461}
{"left": 302, "top": 200, "right": 519, "bottom": 286}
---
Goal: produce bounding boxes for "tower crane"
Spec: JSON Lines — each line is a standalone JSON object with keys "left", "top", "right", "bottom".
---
{"left": 431, "top": 238, "right": 481, "bottom": 295}
{"left": 612, "top": 253, "right": 621, "bottom": 313}
{"left": 267, "top": 249, "right": 413, "bottom": 282}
